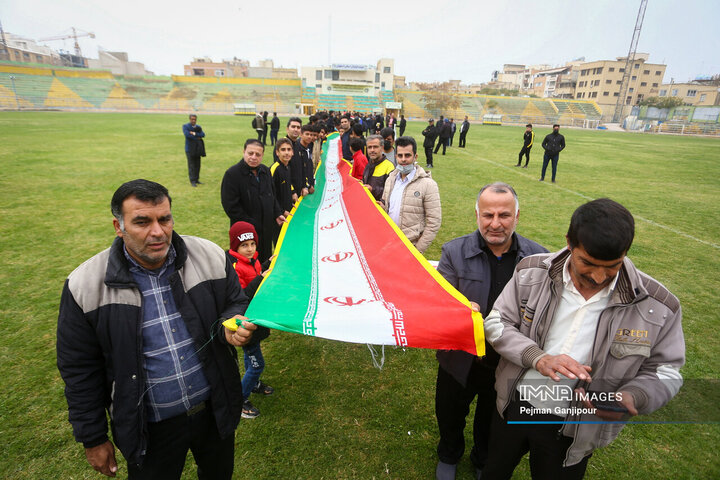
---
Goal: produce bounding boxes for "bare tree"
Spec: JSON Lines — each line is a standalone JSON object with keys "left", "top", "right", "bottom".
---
{"left": 417, "top": 82, "right": 461, "bottom": 117}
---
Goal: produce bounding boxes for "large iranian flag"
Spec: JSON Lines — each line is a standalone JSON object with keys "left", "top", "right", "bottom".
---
{"left": 229, "top": 132, "right": 484, "bottom": 356}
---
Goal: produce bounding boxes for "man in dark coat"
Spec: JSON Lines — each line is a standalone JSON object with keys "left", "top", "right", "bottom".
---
{"left": 398, "top": 114, "right": 407, "bottom": 136}
{"left": 182, "top": 114, "right": 206, "bottom": 187}
{"left": 221, "top": 139, "right": 286, "bottom": 262}
{"left": 422, "top": 118, "right": 438, "bottom": 168}
{"left": 540, "top": 124, "right": 566, "bottom": 183}
{"left": 269, "top": 112, "right": 280, "bottom": 146}
{"left": 57, "top": 179, "right": 256, "bottom": 478}
{"left": 434, "top": 118, "right": 452, "bottom": 155}
{"left": 434, "top": 183, "right": 547, "bottom": 480}
{"left": 458, "top": 116, "right": 470, "bottom": 148}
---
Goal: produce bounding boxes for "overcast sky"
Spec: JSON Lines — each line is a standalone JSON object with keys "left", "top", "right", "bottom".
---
{"left": 3, "top": 0, "right": 718, "bottom": 84}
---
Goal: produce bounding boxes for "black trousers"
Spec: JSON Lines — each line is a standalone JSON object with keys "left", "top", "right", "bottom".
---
{"left": 270, "top": 129, "right": 279, "bottom": 145}
{"left": 459, "top": 131, "right": 468, "bottom": 147}
{"left": 434, "top": 138, "right": 448, "bottom": 155}
{"left": 449, "top": 133, "right": 455, "bottom": 146}
{"left": 518, "top": 145, "right": 532, "bottom": 166}
{"left": 256, "top": 129, "right": 264, "bottom": 141}
{"left": 127, "top": 406, "right": 234, "bottom": 480}
{"left": 186, "top": 152, "right": 201, "bottom": 184}
{"left": 435, "top": 363, "right": 496, "bottom": 469}
{"left": 399, "top": 126, "right": 406, "bottom": 137}
{"left": 262, "top": 127, "right": 268, "bottom": 145}
{"left": 424, "top": 145, "right": 434, "bottom": 166}
{"left": 541, "top": 152, "right": 560, "bottom": 181}
{"left": 481, "top": 398, "right": 590, "bottom": 480}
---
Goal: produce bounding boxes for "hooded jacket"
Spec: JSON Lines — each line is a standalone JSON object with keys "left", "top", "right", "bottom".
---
{"left": 485, "top": 248, "right": 685, "bottom": 466}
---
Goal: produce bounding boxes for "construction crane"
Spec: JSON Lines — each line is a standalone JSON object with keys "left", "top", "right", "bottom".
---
{"left": 39, "top": 27, "right": 95, "bottom": 58}
{"left": 612, "top": 0, "right": 648, "bottom": 123}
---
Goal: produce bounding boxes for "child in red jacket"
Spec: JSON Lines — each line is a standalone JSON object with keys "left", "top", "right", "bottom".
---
{"left": 228, "top": 221, "right": 274, "bottom": 419}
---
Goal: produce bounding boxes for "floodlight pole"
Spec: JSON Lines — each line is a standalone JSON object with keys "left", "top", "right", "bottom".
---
{"left": 9, "top": 74, "right": 20, "bottom": 110}
{"left": 612, "top": 0, "right": 648, "bottom": 123}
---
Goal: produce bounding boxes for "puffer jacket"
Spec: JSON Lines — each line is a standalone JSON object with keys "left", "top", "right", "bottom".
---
{"left": 485, "top": 248, "right": 685, "bottom": 466}
{"left": 381, "top": 164, "right": 441, "bottom": 253}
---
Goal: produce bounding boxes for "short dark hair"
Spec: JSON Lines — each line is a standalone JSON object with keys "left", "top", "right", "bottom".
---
{"left": 188, "top": 114, "right": 197, "bottom": 119}
{"left": 287, "top": 117, "right": 302, "bottom": 128}
{"left": 301, "top": 124, "right": 314, "bottom": 133}
{"left": 526, "top": 123, "right": 532, "bottom": 128}
{"left": 395, "top": 136, "right": 417, "bottom": 154}
{"left": 309, "top": 115, "right": 318, "bottom": 124}
{"left": 111, "top": 179, "right": 171, "bottom": 222}
{"left": 349, "top": 138, "right": 364, "bottom": 152}
{"left": 567, "top": 198, "right": 634, "bottom": 260}
{"left": 244, "top": 138, "right": 264, "bottom": 150}
{"left": 553, "top": 123, "right": 560, "bottom": 128}
{"left": 275, "top": 138, "right": 293, "bottom": 152}
{"left": 351, "top": 123, "right": 364, "bottom": 136}
{"left": 380, "top": 127, "right": 395, "bottom": 139}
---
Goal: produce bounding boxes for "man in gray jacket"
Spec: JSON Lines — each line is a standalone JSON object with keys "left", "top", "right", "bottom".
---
{"left": 381, "top": 136, "right": 441, "bottom": 254}
{"left": 434, "top": 182, "right": 547, "bottom": 480}
{"left": 482, "top": 198, "right": 684, "bottom": 479}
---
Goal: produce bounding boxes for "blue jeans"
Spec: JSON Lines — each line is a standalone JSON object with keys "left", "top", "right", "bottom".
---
{"left": 241, "top": 342, "right": 265, "bottom": 400}
{"left": 541, "top": 152, "right": 559, "bottom": 181}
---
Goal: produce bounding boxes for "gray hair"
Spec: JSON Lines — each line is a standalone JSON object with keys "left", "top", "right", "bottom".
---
{"left": 476, "top": 182, "right": 519, "bottom": 215}
{"left": 366, "top": 134, "right": 383, "bottom": 145}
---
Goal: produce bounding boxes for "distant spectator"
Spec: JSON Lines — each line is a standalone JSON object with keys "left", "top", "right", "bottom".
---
{"left": 540, "top": 124, "right": 566, "bottom": 183}
{"left": 380, "top": 127, "right": 397, "bottom": 166}
{"left": 458, "top": 116, "right": 470, "bottom": 148}
{"left": 252, "top": 113, "right": 264, "bottom": 142}
{"left": 516, "top": 124, "right": 534, "bottom": 168}
{"left": 398, "top": 114, "right": 407, "bottom": 136}
{"left": 449, "top": 118, "right": 457, "bottom": 146}
{"left": 269, "top": 112, "right": 280, "bottom": 145}
{"left": 434, "top": 118, "right": 452, "bottom": 156}
{"left": 182, "top": 114, "right": 206, "bottom": 187}
{"left": 262, "top": 111, "right": 269, "bottom": 145}
{"left": 422, "top": 118, "right": 438, "bottom": 168}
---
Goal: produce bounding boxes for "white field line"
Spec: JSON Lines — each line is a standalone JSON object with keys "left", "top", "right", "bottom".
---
{"left": 472, "top": 155, "right": 720, "bottom": 250}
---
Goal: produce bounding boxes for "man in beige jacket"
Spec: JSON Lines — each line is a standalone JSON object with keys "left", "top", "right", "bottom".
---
{"left": 381, "top": 136, "right": 441, "bottom": 254}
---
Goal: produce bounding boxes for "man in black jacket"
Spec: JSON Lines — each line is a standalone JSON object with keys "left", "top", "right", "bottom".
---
{"left": 57, "top": 179, "right": 257, "bottom": 479}
{"left": 182, "top": 114, "right": 206, "bottom": 187}
{"left": 458, "top": 116, "right": 470, "bottom": 148}
{"left": 221, "top": 139, "right": 286, "bottom": 262}
{"left": 434, "top": 118, "right": 451, "bottom": 155}
{"left": 269, "top": 112, "right": 280, "bottom": 146}
{"left": 540, "top": 124, "right": 566, "bottom": 183}
{"left": 434, "top": 183, "right": 547, "bottom": 480}
{"left": 398, "top": 114, "right": 407, "bottom": 136}
{"left": 422, "top": 118, "right": 438, "bottom": 168}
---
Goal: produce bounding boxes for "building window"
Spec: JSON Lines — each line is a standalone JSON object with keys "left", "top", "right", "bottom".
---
{"left": 631, "top": 75, "right": 637, "bottom": 81}
{"left": 596, "top": 67, "right": 603, "bottom": 74}
{"left": 619, "top": 68, "right": 625, "bottom": 73}
{"left": 23, "top": 52, "right": 30, "bottom": 59}
{"left": 375, "top": 73, "right": 380, "bottom": 83}
{"left": 655, "top": 71, "right": 661, "bottom": 75}
{"left": 581, "top": 69, "right": 587, "bottom": 76}
{"left": 626, "top": 96, "right": 632, "bottom": 105}
{"left": 616, "top": 80, "right": 622, "bottom": 84}
{"left": 659, "top": 89, "right": 667, "bottom": 96}
{"left": 315, "top": 84, "right": 321, "bottom": 88}
{"left": 640, "top": 82, "right": 647, "bottom": 86}
{"left": 700, "top": 94, "right": 706, "bottom": 102}
{"left": 614, "top": 92, "right": 619, "bottom": 96}
{"left": 36, "top": 55, "right": 43, "bottom": 62}
{"left": 603, "top": 91, "right": 609, "bottom": 96}
{"left": 634, "top": 63, "right": 640, "bottom": 69}
{"left": 609, "top": 67, "right": 615, "bottom": 72}
{"left": 671, "top": 89, "right": 678, "bottom": 96}
{"left": 687, "top": 90, "right": 697, "bottom": 97}
{"left": 643, "top": 70, "right": 650, "bottom": 74}
{"left": 606, "top": 79, "right": 612, "bottom": 84}
{"left": 383, "top": 66, "right": 390, "bottom": 73}
{"left": 193, "top": 68, "right": 204, "bottom": 76}
{"left": 629, "top": 87, "right": 634, "bottom": 93}
{"left": 316, "top": 70, "right": 322, "bottom": 80}
{"left": 590, "top": 91, "right": 598, "bottom": 98}
{"left": 381, "top": 81, "right": 386, "bottom": 88}
{"left": 215, "top": 69, "right": 225, "bottom": 76}
{"left": 593, "top": 80, "right": 600, "bottom": 86}
{"left": 652, "top": 83, "right": 658, "bottom": 87}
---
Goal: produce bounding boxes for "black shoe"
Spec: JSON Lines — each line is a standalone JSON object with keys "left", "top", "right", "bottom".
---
{"left": 252, "top": 380, "right": 274, "bottom": 395}
{"left": 539, "top": 178, "right": 544, "bottom": 182}
{"left": 196, "top": 181, "right": 203, "bottom": 184}
{"left": 191, "top": 182, "right": 197, "bottom": 187}
{"left": 515, "top": 164, "right": 521, "bottom": 167}
{"left": 242, "top": 400, "right": 260, "bottom": 419}
{"left": 522, "top": 165, "right": 528, "bottom": 168}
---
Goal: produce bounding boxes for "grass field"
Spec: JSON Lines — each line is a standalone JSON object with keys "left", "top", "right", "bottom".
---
{"left": 0, "top": 111, "right": 719, "bottom": 479}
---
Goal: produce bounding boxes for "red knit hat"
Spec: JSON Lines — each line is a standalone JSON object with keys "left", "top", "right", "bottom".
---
{"left": 229, "top": 221, "right": 258, "bottom": 251}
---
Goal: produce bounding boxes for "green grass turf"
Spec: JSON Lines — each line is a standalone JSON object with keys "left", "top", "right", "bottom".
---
{"left": 0, "top": 111, "right": 718, "bottom": 479}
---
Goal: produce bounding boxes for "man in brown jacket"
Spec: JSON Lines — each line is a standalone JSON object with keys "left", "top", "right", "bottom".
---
{"left": 381, "top": 136, "right": 441, "bottom": 254}
{"left": 482, "top": 198, "right": 684, "bottom": 479}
